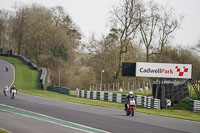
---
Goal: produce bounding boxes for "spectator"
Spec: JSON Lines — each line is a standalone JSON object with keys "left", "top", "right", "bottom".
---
{"left": 5, "top": 67, "right": 8, "bottom": 72}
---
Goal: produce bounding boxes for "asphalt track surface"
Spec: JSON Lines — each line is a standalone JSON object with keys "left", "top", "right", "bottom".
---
{"left": 0, "top": 111, "right": 87, "bottom": 133}
{"left": 0, "top": 59, "right": 15, "bottom": 89}
{"left": 0, "top": 59, "right": 200, "bottom": 133}
{"left": 0, "top": 59, "right": 89, "bottom": 133}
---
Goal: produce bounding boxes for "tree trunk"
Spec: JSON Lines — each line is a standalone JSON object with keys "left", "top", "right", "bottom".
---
{"left": 17, "top": 33, "right": 22, "bottom": 55}
{"left": 146, "top": 46, "right": 149, "bottom": 62}
{"left": 114, "top": 49, "right": 122, "bottom": 79}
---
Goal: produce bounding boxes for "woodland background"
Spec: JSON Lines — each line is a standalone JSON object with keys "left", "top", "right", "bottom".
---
{"left": 1, "top": 0, "right": 200, "bottom": 90}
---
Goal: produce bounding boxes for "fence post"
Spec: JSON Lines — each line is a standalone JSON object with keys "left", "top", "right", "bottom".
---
{"left": 190, "top": 82, "right": 192, "bottom": 98}
{"left": 123, "top": 82, "right": 124, "bottom": 90}
{"left": 128, "top": 82, "right": 130, "bottom": 91}
{"left": 134, "top": 77, "right": 137, "bottom": 90}
{"left": 138, "top": 81, "right": 140, "bottom": 89}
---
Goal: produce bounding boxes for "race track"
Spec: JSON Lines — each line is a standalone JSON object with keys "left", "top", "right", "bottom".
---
{"left": 0, "top": 59, "right": 14, "bottom": 89}
{"left": 0, "top": 58, "right": 200, "bottom": 133}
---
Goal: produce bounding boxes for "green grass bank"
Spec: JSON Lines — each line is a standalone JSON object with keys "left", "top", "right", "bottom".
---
{"left": 0, "top": 56, "right": 40, "bottom": 91}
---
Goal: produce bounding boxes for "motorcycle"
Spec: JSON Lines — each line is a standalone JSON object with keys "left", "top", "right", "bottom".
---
{"left": 10, "top": 88, "right": 17, "bottom": 99}
{"left": 126, "top": 97, "right": 136, "bottom": 116}
{"left": 3, "top": 86, "right": 9, "bottom": 96}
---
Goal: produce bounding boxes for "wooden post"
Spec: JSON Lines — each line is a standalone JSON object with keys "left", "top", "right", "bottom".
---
{"left": 118, "top": 82, "right": 120, "bottom": 90}
{"left": 143, "top": 81, "right": 145, "bottom": 93}
{"left": 134, "top": 77, "right": 137, "bottom": 90}
{"left": 149, "top": 80, "right": 152, "bottom": 90}
{"left": 128, "top": 82, "right": 130, "bottom": 91}
{"left": 90, "top": 85, "right": 92, "bottom": 91}
{"left": 190, "top": 83, "right": 192, "bottom": 98}
{"left": 146, "top": 82, "right": 148, "bottom": 90}
{"left": 138, "top": 81, "right": 140, "bottom": 89}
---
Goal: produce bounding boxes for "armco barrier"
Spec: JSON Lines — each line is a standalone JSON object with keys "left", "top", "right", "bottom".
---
{"left": 17, "top": 55, "right": 38, "bottom": 70}
{"left": 76, "top": 89, "right": 160, "bottom": 109}
{"left": 0, "top": 54, "right": 38, "bottom": 70}
{"left": 40, "top": 67, "right": 47, "bottom": 89}
{"left": 47, "top": 86, "right": 70, "bottom": 95}
{"left": 189, "top": 99, "right": 200, "bottom": 111}
{"left": 136, "top": 95, "right": 160, "bottom": 109}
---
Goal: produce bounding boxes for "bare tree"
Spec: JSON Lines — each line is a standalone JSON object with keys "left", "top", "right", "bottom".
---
{"left": 158, "top": 7, "right": 183, "bottom": 53}
{"left": 13, "top": 6, "right": 26, "bottom": 55}
{"left": 110, "top": 0, "right": 142, "bottom": 79}
{"left": 139, "top": 2, "right": 182, "bottom": 62}
{"left": 0, "top": 9, "right": 13, "bottom": 52}
{"left": 139, "top": 1, "right": 160, "bottom": 62}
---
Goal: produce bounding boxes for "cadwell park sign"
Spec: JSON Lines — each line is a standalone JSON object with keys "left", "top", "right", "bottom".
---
{"left": 122, "top": 62, "right": 192, "bottom": 79}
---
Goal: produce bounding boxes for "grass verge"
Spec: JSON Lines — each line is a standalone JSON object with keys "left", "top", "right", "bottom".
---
{"left": 0, "top": 129, "right": 8, "bottom": 133}
{"left": 1, "top": 56, "right": 200, "bottom": 122}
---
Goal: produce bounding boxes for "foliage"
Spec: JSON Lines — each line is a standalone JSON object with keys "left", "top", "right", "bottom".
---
{"left": 0, "top": 1, "right": 200, "bottom": 90}
{"left": 86, "top": 0, "right": 183, "bottom": 85}
{"left": 0, "top": 4, "right": 82, "bottom": 88}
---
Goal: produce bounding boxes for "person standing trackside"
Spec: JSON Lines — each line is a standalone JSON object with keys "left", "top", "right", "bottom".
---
{"left": 5, "top": 67, "right": 8, "bottom": 72}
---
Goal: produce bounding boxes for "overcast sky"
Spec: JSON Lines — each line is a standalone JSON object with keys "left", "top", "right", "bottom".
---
{"left": 0, "top": 0, "right": 200, "bottom": 47}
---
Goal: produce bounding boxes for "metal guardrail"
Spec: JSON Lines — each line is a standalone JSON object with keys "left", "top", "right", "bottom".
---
{"left": 76, "top": 89, "right": 160, "bottom": 109}
{"left": 40, "top": 67, "right": 47, "bottom": 89}
{"left": 47, "top": 86, "right": 70, "bottom": 95}
{"left": 17, "top": 55, "right": 38, "bottom": 70}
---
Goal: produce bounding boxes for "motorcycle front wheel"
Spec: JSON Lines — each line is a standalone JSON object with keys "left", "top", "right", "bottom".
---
{"left": 131, "top": 109, "right": 134, "bottom": 116}
{"left": 3, "top": 90, "right": 7, "bottom": 96}
{"left": 126, "top": 110, "right": 130, "bottom": 116}
{"left": 11, "top": 93, "right": 14, "bottom": 99}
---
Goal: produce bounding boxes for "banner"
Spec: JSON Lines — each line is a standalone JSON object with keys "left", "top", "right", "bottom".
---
{"left": 136, "top": 62, "right": 192, "bottom": 79}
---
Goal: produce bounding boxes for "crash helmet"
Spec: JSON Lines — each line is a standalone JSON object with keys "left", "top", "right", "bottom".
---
{"left": 129, "top": 91, "right": 133, "bottom": 95}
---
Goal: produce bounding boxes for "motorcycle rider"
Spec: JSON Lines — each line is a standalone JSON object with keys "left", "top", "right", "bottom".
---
{"left": 3, "top": 86, "right": 9, "bottom": 96}
{"left": 4, "top": 86, "right": 9, "bottom": 91}
{"left": 5, "top": 67, "right": 8, "bottom": 72}
{"left": 125, "top": 91, "right": 136, "bottom": 111}
{"left": 10, "top": 85, "right": 17, "bottom": 94}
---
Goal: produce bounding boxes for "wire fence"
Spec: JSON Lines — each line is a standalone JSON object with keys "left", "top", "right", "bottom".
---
{"left": 89, "top": 80, "right": 152, "bottom": 92}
